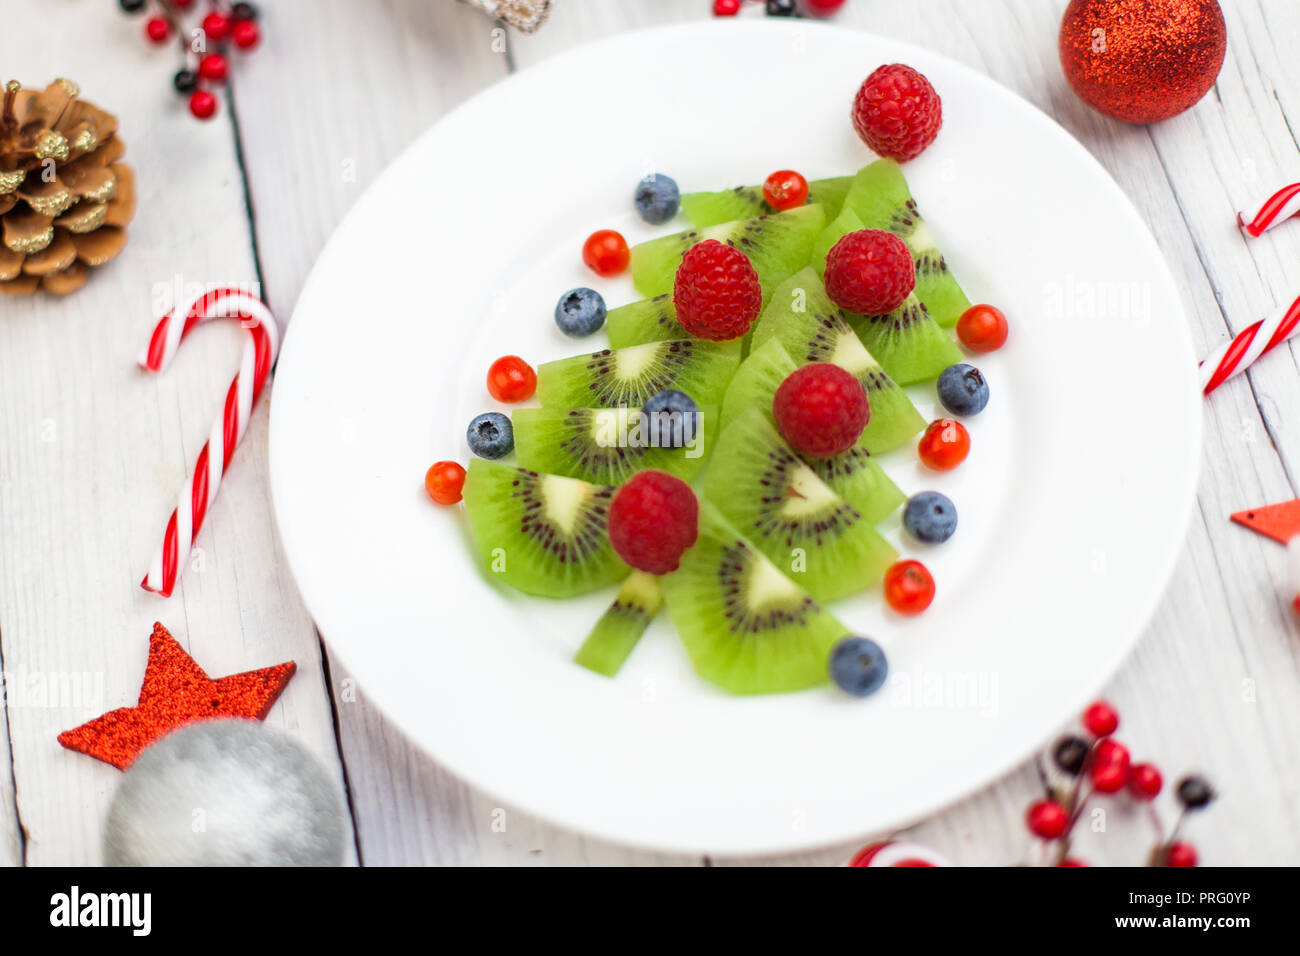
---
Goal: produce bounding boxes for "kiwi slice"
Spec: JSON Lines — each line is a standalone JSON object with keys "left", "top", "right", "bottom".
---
{"left": 462, "top": 461, "right": 628, "bottom": 598}
{"left": 750, "top": 267, "right": 925, "bottom": 453}
{"left": 704, "top": 407, "right": 897, "bottom": 601}
{"left": 847, "top": 294, "right": 964, "bottom": 385}
{"left": 574, "top": 571, "right": 663, "bottom": 677}
{"left": 535, "top": 338, "right": 741, "bottom": 410}
{"left": 605, "top": 294, "right": 684, "bottom": 348}
{"left": 809, "top": 206, "right": 865, "bottom": 278}
{"left": 512, "top": 404, "right": 716, "bottom": 486}
{"left": 629, "top": 203, "right": 827, "bottom": 300}
{"left": 721, "top": 338, "right": 904, "bottom": 524}
{"left": 659, "top": 502, "right": 850, "bottom": 695}
{"left": 679, "top": 175, "right": 854, "bottom": 228}
{"left": 843, "top": 159, "right": 971, "bottom": 328}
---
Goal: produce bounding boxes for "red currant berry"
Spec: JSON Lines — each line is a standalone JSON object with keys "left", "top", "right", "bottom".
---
{"left": 762, "top": 170, "right": 809, "bottom": 211}
{"left": 803, "top": 0, "right": 847, "bottom": 14}
{"left": 486, "top": 355, "right": 537, "bottom": 403}
{"left": 1026, "top": 800, "right": 1068, "bottom": 839}
{"left": 188, "top": 90, "right": 218, "bottom": 120}
{"left": 883, "top": 559, "right": 935, "bottom": 615}
{"left": 1090, "top": 760, "right": 1127, "bottom": 793}
{"left": 917, "top": 418, "right": 969, "bottom": 471}
{"left": 232, "top": 19, "right": 261, "bottom": 50}
{"left": 582, "top": 229, "right": 630, "bottom": 277}
{"left": 1165, "top": 842, "right": 1198, "bottom": 867}
{"left": 772, "top": 363, "right": 868, "bottom": 458}
{"left": 1082, "top": 700, "right": 1119, "bottom": 737}
{"left": 424, "top": 461, "right": 467, "bottom": 505}
{"left": 607, "top": 470, "right": 699, "bottom": 575}
{"left": 1128, "top": 762, "right": 1163, "bottom": 800}
{"left": 713, "top": 0, "right": 742, "bottom": 14}
{"left": 145, "top": 16, "right": 171, "bottom": 44}
{"left": 198, "top": 53, "right": 229, "bottom": 83}
{"left": 202, "top": 12, "right": 231, "bottom": 42}
{"left": 956, "top": 304, "right": 1009, "bottom": 352}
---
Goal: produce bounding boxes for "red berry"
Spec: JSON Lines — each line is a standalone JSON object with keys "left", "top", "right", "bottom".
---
{"left": 824, "top": 229, "right": 915, "bottom": 315}
{"left": 1093, "top": 738, "right": 1130, "bottom": 772}
{"left": 956, "top": 304, "right": 1009, "bottom": 352}
{"left": 582, "top": 229, "right": 630, "bottom": 277}
{"left": 1059, "top": 858, "right": 1089, "bottom": 867}
{"left": 917, "top": 418, "right": 969, "bottom": 471}
{"left": 1128, "top": 763, "right": 1163, "bottom": 800}
{"left": 145, "top": 16, "right": 171, "bottom": 43}
{"left": 851, "top": 63, "right": 943, "bottom": 162}
{"left": 232, "top": 19, "right": 261, "bottom": 50}
{"left": 1090, "top": 761, "right": 1127, "bottom": 793}
{"left": 804, "top": 0, "right": 847, "bottom": 14}
{"left": 173, "top": 0, "right": 194, "bottom": 7}
{"left": 486, "top": 355, "right": 537, "bottom": 403}
{"left": 202, "top": 12, "right": 231, "bottom": 41}
{"left": 188, "top": 90, "right": 218, "bottom": 120}
{"left": 713, "top": 0, "right": 742, "bottom": 14}
{"left": 1165, "top": 842, "right": 1198, "bottom": 867}
{"left": 883, "top": 559, "right": 935, "bottom": 615}
{"left": 198, "top": 53, "right": 229, "bottom": 83}
{"left": 762, "top": 170, "right": 809, "bottom": 211}
{"left": 607, "top": 470, "right": 699, "bottom": 575}
{"left": 425, "top": 461, "right": 467, "bottom": 505}
{"left": 772, "top": 363, "right": 868, "bottom": 458}
{"left": 847, "top": 843, "right": 886, "bottom": 866}
{"left": 892, "top": 859, "right": 934, "bottom": 867}
{"left": 672, "top": 239, "right": 762, "bottom": 341}
{"left": 1026, "top": 800, "right": 1068, "bottom": 839}
{"left": 1082, "top": 700, "right": 1119, "bottom": 737}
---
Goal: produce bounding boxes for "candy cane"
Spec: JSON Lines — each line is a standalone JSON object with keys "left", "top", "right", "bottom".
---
{"left": 140, "top": 287, "right": 279, "bottom": 597}
{"left": 1199, "top": 292, "right": 1300, "bottom": 395}
{"left": 1238, "top": 182, "right": 1300, "bottom": 238}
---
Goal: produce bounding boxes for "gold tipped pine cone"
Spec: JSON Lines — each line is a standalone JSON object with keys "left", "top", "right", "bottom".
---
{"left": 0, "top": 79, "right": 135, "bottom": 296}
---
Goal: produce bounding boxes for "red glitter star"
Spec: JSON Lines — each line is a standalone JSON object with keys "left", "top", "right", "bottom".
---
{"left": 1230, "top": 499, "right": 1300, "bottom": 545}
{"left": 58, "top": 622, "right": 296, "bottom": 770}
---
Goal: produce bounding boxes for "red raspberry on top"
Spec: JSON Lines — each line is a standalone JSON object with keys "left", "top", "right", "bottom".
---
{"left": 772, "top": 363, "right": 869, "bottom": 458}
{"left": 824, "top": 229, "right": 915, "bottom": 315}
{"left": 608, "top": 470, "right": 699, "bottom": 575}
{"left": 672, "top": 239, "right": 762, "bottom": 341}
{"left": 851, "top": 63, "right": 943, "bottom": 163}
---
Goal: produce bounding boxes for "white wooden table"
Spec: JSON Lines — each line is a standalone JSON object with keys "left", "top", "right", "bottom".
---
{"left": 2, "top": 0, "right": 1298, "bottom": 866}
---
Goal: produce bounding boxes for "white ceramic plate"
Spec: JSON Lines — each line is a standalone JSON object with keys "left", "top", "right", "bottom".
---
{"left": 270, "top": 20, "right": 1200, "bottom": 855}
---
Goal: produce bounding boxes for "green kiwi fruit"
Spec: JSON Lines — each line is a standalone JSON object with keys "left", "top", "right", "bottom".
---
{"left": 512, "top": 404, "right": 716, "bottom": 486}
{"left": 628, "top": 204, "right": 827, "bottom": 300}
{"left": 658, "top": 502, "right": 850, "bottom": 695}
{"left": 750, "top": 267, "right": 925, "bottom": 453}
{"left": 809, "top": 205, "right": 866, "bottom": 277}
{"left": 704, "top": 407, "right": 897, "bottom": 601}
{"left": 605, "top": 294, "right": 685, "bottom": 348}
{"left": 847, "top": 294, "right": 964, "bottom": 385}
{"left": 461, "top": 461, "right": 628, "bottom": 598}
{"left": 679, "top": 175, "right": 854, "bottom": 228}
{"left": 574, "top": 571, "right": 663, "bottom": 677}
{"left": 535, "top": 338, "right": 741, "bottom": 410}
{"left": 843, "top": 159, "right": 971, "bottom": 328}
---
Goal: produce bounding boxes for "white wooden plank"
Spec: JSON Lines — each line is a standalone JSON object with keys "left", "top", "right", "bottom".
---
{"left": 0, "top": 0, "right": 352, "bottom": 864}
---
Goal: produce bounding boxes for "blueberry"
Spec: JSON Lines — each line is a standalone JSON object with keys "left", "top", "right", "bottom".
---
{"left": 903, "top": 491, "right": 958, "bottom": 544}
{"left": 641, "top": 389, "right": 698, "bottom": 448}
{"left": 937, "top": 363, "right": 990, "bottom": 416}
{"left": 554, "top": 287, "right": 606, "bottom": 338}
{"left": 633, "top": 173, "right": 681, "bottom": 225}
{"left": 829, "top": 636, "right": 888, "bottom": 697}
{"left": 467, "top": 412, "right": 513, "bottom": 459}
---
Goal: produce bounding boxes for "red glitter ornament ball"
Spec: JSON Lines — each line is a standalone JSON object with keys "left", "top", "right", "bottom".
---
{"left": 1059, "top": 0, "right": 1226, "bottom": 125}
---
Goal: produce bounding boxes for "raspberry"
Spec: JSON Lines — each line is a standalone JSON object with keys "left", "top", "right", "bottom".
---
{"left": 851, "top": 63, "right": 943, "bottom": 163}
{"left": 607, "top": 470, "right": 699, "bottom": 575}
{"left": 824, "top": 229, "right": 915, "bottom": 315}
{"left": 672, "top": 239, "right": 762, "bottom": 341}
{"left": 772, "top": 363, "right": 869, "bottom": 458}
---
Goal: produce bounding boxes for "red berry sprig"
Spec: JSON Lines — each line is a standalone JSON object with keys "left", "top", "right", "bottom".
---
{"left": 117, "top": 0, "right": 263, "bottom": 121}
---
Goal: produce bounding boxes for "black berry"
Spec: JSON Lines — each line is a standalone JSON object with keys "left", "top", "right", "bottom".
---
{"left": 173, "top": 70, "right": 199, "bottom": 95}
{"left": 119, "top": 0, "right": 147, "bottom": 12}
{"left": 1176, "top": 775, "right": 1215, "bottom": 811}
{"left": 1052, "top": 736, "right": 1090, "bottom": 776}
{"left": 766, "top": 0, "right": 800, "bottom": 16}
{"left": 232, "top": 2, "right": 259, "bottom": 20}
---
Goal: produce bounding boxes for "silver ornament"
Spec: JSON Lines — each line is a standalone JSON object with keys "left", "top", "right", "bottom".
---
{"left": 104, "top": 719, "right": 346, "bottom": 866}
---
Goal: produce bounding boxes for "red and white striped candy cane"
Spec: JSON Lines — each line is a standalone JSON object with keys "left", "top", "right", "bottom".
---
{"left": 140, "top": 287, "right": 279, "bottom": 597}
{"left": 1238, "top": 182, "right": 1300, "bottom": 238}
{"left": 1199, "top": 292, "right": 1300, "bottom": 395}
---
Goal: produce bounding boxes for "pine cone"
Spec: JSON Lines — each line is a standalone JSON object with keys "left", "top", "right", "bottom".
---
{"left": 0, "top": 79, "right": 135, "bottom": 296}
